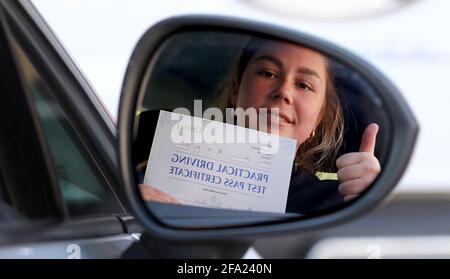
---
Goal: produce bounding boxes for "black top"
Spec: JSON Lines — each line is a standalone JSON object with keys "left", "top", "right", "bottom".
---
{"left": 286, "top": 166, "right": 344, "bottom": 214}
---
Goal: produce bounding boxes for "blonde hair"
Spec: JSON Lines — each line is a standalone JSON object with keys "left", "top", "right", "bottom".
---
{"left": 213, "top": 37, "right": 344, "bottom": 173}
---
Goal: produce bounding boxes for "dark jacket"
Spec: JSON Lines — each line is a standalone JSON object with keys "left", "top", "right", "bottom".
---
{"left": 286, "top": 166, "right": 344, "bottom": 214}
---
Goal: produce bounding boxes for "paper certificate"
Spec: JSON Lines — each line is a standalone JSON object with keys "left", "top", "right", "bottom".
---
{"left": 143, "top": 111, "right": 297, "bottom": 213}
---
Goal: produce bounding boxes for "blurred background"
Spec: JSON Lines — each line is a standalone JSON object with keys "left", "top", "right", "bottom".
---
{"left": 31, "top": 0, "right": 450, "bottom": 258}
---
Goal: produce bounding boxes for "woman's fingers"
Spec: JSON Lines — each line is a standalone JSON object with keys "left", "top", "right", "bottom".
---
{"left": 344, "top": 195, "right": 359, "bottom": 202}
{"left": 337, "top": 157, "right": 380, "bottom": 198}
{"left": 336, "top": 124, "right": 379, "bottom": 169}
{"left": 336, "top": 124, "right": 381, "bottom": 201}
{"left": 337, "top": 164, "right": 365, "bottom": 181}
{"left": 337, "top": 157, "right": 381, "bottom": 182}
{"left": 139, "top": 184, "right": 181, "bottom": 204}
{"left": 359, "top": 123, "right": 379, "bottom": 154}
{"left": 336, "top": 152, "right": 379, "bottom": 170}
{"left": 336, "top": 152, "right": 361, "bottom": 169}
{"left": 338, "top": 178, "right": 372, "bottom": 197}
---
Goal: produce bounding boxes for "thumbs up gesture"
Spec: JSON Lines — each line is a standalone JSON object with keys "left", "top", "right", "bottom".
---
{"left": 336, "top": 123, "right": 381, "bottom": 201}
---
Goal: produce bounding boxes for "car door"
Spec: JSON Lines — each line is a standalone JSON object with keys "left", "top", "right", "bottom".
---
{"left": 0, "top": 1, "right": 143, "bottom": 258}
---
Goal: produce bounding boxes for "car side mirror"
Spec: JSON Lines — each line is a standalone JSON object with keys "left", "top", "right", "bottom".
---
{"left": 118, "top": 16, "right": 418, "bottom": 241}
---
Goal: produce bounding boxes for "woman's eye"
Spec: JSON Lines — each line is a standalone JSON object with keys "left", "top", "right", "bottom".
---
{"left": 258, "top": 70, "right": 277, "bottom": 79}
{"left": 296, "top": 81, "right": 313, "bottom": 91}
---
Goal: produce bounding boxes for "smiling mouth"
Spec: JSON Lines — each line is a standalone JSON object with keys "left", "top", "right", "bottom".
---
{"left": 267, "top": 111, "right": 294, "bottom": 125}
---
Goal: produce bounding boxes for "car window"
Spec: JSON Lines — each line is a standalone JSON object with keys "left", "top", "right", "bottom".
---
{"left": 0, "top": 184, "right": 23, "bottom": 222}
{"left": 0, "top": 154, "right": 25, "bottom": 222}
{"left": 0, "top": 171, "right": 6, "bottom": 204}
{"left": 10, "top": 39, "right": 123, "bottom": 218}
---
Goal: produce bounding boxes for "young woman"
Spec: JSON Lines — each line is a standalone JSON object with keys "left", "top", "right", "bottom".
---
{"left": 140, "top": 37, "right": 381, "bottom": 214}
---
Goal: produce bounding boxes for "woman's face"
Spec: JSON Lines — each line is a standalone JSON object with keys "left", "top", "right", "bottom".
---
{"left": 232, "top": 41, "right": 327, "bottom": 148}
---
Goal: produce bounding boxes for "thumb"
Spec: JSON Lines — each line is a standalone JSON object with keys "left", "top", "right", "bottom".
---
{"left": 359, "top": 123, "right": 379, "bottom": 154}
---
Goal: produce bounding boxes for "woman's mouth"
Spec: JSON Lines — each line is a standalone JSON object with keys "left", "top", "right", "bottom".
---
{"left": 268, "top": 111, "right": 294, "bottom": 126}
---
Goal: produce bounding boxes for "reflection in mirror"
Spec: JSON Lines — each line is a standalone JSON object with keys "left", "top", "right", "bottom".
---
{"left": 132, "top": 31, "right": 389, "bottom": 227}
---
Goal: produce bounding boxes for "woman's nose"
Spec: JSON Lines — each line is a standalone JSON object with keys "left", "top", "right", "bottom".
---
{"left": 269, "top": 77, "right": 294, "bottom": 104}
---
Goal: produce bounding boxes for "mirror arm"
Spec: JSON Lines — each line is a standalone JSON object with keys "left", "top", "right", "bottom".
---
{"left": 125, "top": 232, "right": 253, "bottom": 259}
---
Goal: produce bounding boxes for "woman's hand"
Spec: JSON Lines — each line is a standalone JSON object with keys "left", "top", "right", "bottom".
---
{"left": 336, "top": 123, "right": 381, "bottom": 201}
{"left": 139, "top": 184, "right": 181, "bottom": 204}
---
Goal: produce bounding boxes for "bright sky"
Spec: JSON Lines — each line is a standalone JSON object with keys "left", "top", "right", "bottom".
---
{"left": 31, "top": 0, "right": 450, "bottom": 193}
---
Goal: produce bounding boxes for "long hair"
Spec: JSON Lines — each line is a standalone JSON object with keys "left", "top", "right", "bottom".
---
{"left": 213, "top": 37, "right": 344, "bottom": 173}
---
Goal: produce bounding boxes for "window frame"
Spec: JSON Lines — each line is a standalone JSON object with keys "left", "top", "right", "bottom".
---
{"left": 0, "top": 0, "right": 128, "bottom": 215}
{"left": 0, "top": 5, "right": 64, "bottom": 220}
{"left": 0, "top": 1, "right": 136, "bottom": 245}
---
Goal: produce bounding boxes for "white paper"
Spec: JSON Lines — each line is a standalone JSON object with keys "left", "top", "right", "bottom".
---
{"left": 143, "top": 111, "right": 297, "bottom": 213}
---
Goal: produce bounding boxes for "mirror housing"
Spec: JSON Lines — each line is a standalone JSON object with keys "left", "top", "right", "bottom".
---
{"left": 118, "top": 15, "right": 418, "bottom": 240}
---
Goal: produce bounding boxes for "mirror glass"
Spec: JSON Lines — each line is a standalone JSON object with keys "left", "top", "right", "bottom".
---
{"left": 132, "top": 31, "right": 390, "bottom": 228}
